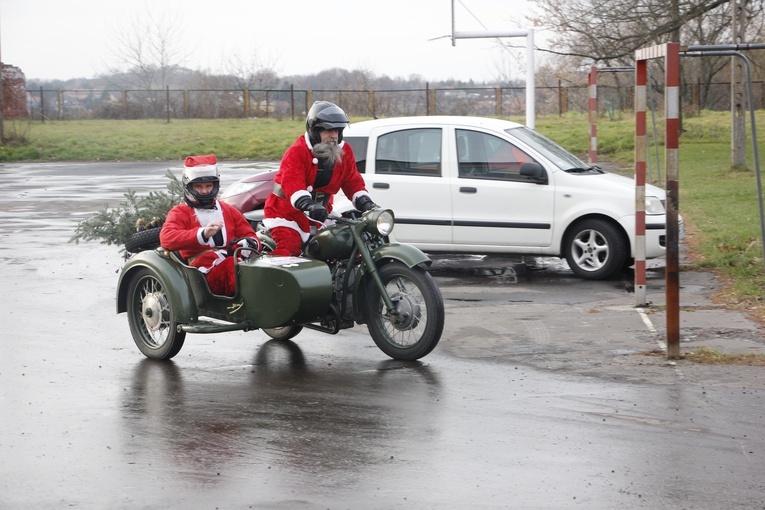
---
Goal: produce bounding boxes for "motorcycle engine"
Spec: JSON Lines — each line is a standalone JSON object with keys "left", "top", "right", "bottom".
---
{"left": 330, "top": 263, "right": 356, "bottom": 320}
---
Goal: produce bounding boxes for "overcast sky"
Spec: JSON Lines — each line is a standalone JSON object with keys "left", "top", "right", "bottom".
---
{"left": 1, "top": 0, "right": 542, "bottom": 83}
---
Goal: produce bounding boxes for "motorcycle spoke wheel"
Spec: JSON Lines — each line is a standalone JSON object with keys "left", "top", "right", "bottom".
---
{"left": 365, "top": 263, "right": 444, "bottom": 361}
{"left": 126, "top": 268, "right": 186, "bottom": 360}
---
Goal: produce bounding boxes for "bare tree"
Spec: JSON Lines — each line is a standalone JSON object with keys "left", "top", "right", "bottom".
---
{"left": 528, "top": 0, "right": 740, "bottom": 66}
{"left": 529, "top": 0, "right": 765, "bottom": 112}
{"left": 221, "top": 50, "right": 280, "bottom": 91}
{"left": 103, "top": 4, "right": 190, "bottom": 91}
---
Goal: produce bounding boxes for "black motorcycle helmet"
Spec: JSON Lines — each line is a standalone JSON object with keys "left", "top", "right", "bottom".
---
{"left": 306, "top": 101, "right": 350, "bottom": 145}
{"left": 182, "top": 154, "right": 220, "bottom": 209}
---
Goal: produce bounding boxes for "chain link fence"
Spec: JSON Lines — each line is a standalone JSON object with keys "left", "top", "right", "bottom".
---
{"left": 24, "top": 81, "right": 765, "bottom": 121}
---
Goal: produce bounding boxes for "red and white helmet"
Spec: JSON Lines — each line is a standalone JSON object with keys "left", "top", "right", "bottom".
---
{"left": 182, "top": 154, "right": 220, "bottom": 208}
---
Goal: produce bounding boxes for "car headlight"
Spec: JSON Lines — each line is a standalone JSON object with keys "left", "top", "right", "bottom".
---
{"left": 367, "top": 209, "right": 395, "bottom": 236}
{"left": 645, "top": 196, "right": 665, "bottom": 215}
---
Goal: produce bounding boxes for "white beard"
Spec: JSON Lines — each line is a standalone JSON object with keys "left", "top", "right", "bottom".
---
{"left": 313, "top": 142, "right": 343, "bottom": 165}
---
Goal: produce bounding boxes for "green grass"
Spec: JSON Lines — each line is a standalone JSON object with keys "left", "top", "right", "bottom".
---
{"left": 0, "top": 118, "right": 308, "bottom": 162}
{"left": 3, "top": 111, "right": 765, "bottom": 321}
{"left": 641, "top": 347, "right": 765, "bottom": 365}
{"left": 686, "top": 346, "right": 765, "bottom": 365}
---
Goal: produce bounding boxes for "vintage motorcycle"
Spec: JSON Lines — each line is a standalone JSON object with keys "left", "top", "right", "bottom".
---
{"left": 116, "top": 208, "right": 445, "bottom": 361}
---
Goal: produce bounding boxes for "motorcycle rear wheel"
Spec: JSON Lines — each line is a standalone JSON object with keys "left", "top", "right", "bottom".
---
{"left": 126, "top": 268, "right": 186, "bottom": 360}
{"left": 262, "top": 325, "right": 303, "bottom": 341}
{"left": 364, "top": 262, "right": 444, "bottom": 361}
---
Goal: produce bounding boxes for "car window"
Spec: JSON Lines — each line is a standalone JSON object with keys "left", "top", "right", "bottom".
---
{"left": 344, "top": 136, "right": 368, "bottom": 173}
{"left": 375, "top": 128, "right": 442, "bottom": 177}
{"left": 456, "top": 129, "right": 536, "bottom": 181}
{"left": 507, "top": 126, "right": 585, "bottom": 170}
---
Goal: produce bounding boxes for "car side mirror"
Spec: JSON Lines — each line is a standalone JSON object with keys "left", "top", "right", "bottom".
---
{"left": 520, "top": 162, "right": 548, "bottom": 184}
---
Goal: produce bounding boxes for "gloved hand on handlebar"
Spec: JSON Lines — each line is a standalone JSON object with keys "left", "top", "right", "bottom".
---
{"left": 295, "top": 196, "right": 328, "bottom": 222}
{"left": 354, "top": 195, "right": 378, "bottom": 212}
{"left": 228, "top": 236, "right": 263, "bottom": 258}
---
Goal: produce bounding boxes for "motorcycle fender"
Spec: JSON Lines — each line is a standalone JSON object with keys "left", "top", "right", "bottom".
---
{"left": 352, "top": 243, "right": 432, "bottom": 323}
{"left": 115, "top": 249, "right": 198, "bottom": 324}
{"left": 370, "top": 242, "right": 431, "bottom": 268}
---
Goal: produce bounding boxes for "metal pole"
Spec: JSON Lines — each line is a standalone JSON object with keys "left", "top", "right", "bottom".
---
{"left": 451, "top": 27, "right": 536, "bottom": 129}
{"left": 526, "top": 29, "right": 535, "bottom": 129}
{"left": 634, "top": 59, "right": 648, "bottom": 307}
{"left": 290, "top": 84, "right": 294, "bottom": 120}
{"left": 588, "top": 66, "right": 597, "bottom": 164}
{"left": 683, "top": 49, "right": 765, "bottom": 273}
{"left": 664, "top": 43, "right": 682, "bottom": 359}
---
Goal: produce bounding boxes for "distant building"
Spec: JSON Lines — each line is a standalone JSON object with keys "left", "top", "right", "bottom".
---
{"left": 2, "top": 64, "right": 28, "bottom": 119}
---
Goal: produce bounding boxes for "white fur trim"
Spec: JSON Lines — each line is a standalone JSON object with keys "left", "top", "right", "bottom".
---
{"left": 196, "top": 227, "right": 207, "bottom": 245}
{"left": 351, "top": 191, "right": 371, "bottom": 208}
{"left": 197, "top": 250, "right": 227, "bottom": 273}
{"left": 183, "top": 164, "right": 219, "bottom": 180}
{"left": 290, "top": 189, "right": 312, "bottom": 209}
{"left": 193, "top": 207, "right": 225, "bottom": 246}
{"left": 262, "top": 218, "right": 311, "bottom": 242}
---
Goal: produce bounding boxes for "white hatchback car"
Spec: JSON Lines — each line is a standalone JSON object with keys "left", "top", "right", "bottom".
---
{"left": 340, "top": 116, "right": 670, "bottom": 280}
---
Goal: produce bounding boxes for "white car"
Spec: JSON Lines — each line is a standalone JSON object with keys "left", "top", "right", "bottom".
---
{"left": 340, "top": 116, "right": 670, "bottom": 280}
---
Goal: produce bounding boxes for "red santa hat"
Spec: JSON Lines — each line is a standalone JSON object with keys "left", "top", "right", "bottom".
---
{"left": 184, "top": 154, "right": 217, "bottom": 168}
{"left": 183, "top": 154, "right": 219, "bottom": 182}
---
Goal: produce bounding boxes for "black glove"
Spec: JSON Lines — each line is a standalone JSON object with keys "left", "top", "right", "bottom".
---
{"left": 354, "top": 195, "right": 378, "bottom": 212}
{"left": 295, "top": 195, "right": 328, "bottom": 222}
{"left": 228, "top": 237, "right": 263, "bottom": 258}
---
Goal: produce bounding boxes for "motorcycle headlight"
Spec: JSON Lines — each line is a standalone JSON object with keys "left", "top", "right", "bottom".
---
{"left": 366, "top": 209, "right": 395, "bottom": 236}
{"left": 645, "top": 196, "right": 666, "bottom": 215}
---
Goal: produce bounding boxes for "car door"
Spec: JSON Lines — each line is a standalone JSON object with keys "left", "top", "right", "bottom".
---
{"left": 363, "top": 126, "right": 452, "bottom": 245}
{"left": 450, "top": 128, "right": 555, "bottom": 248}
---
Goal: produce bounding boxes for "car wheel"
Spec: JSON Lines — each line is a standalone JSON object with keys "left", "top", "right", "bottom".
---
{"left": 563, "top": 218, "right": 627, "bottom": 280}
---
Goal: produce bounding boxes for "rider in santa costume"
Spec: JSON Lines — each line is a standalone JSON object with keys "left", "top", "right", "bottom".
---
{"left": 160, "top": 154, "right": 261, "bottom": 296}
{"left": 262, "top": 101, "right": 378, "bottom": 256}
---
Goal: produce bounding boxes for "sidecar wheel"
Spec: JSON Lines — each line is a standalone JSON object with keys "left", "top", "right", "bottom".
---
{"left": 125, "top": 228, "right": 161, "bottom": 253}
{"left": 126, "top": 268, "right": 186, "bottom": 360}
{"left": 262, "top": 325, "right": 303, "bottom": 341}
{"left": 365, "top": 262, "right": 444, "bottom": 361}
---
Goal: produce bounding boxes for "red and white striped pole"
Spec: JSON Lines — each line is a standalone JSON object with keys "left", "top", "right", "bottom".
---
{"left": 588, "top": 66, "right": 598, "bottom": 164}
{"left": 635, "top": 43, "right": 681, "bottom": 358}
{"left": 664, "top": 42, "right": 681, "bottom": 358}
{"left": 634, "top": 59, "right": 648, "bottom": 307}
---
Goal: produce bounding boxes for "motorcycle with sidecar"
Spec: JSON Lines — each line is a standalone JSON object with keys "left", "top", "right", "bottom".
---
{"left": 116, "top": 208, "right": 445, "bottom": 361}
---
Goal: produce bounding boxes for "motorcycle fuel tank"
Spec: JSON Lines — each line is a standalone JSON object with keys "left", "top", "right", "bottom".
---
{"left": 237, "top": 256, "right": 332, "bottom": 328}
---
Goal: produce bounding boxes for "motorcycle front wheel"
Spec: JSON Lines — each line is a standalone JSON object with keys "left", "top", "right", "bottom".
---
{"left": 364, "top": 262, "right": 444, "bottom": 361}
{"left": 126, "top": 268, "right": 186, "bottom": 360}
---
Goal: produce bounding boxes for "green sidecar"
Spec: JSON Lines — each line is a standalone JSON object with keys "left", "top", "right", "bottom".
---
{"left": 116, "top": 247, "right": 333, "bottom": 360}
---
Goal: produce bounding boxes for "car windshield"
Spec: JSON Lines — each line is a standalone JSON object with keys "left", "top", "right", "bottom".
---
{"left": 507, "top": 126, "right": 588, "bottom": 171}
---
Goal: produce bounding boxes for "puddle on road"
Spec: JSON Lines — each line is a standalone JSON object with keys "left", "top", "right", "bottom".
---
{"left": 427, "top": 254, "right": 576, "bottom": 286}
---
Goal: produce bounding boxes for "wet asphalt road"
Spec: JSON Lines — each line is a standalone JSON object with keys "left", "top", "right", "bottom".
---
{"left": 1, "top": 162, "right": 764, "bottom": 509}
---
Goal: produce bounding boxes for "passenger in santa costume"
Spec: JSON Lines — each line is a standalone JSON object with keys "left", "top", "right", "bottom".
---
{"left": 262, "top": 101, "right": 378, "bottom": 256}
{"left": 160, "top": 154, "right": 261, "bottom": 296}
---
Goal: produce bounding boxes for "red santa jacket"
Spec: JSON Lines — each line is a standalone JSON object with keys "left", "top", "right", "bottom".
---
{"left": 160, "top": 200, "right": 256, "bottom": 272}
{"left": 262, "top": 133, "right": 370, "bottom": 240}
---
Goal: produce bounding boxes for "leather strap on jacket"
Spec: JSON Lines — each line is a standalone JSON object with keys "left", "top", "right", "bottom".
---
{"left": 273, "top": 182, "right": 330, "bottom": 206}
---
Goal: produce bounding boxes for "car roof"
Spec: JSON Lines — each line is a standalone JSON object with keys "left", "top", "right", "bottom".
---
{"left": 345, "top": 116, "right": 525, "bottom": 136}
